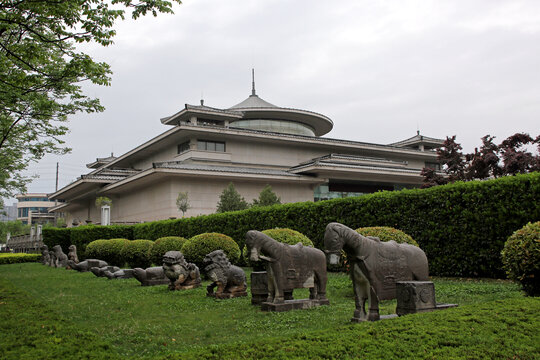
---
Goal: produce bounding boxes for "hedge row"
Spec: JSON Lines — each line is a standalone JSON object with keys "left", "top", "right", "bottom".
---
{"left": 43, "top": 172, "right": 540, "bottom": 277}
{"left": 0, "top": 253, "right": 41, "bottom": 265}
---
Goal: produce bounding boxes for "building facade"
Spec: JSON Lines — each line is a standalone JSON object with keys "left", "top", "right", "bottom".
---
{"left": 16, "top": 193, "right": 57, "bottom": 225}
{"left": 49, "top": 85, "right": 443, "bottom": 226}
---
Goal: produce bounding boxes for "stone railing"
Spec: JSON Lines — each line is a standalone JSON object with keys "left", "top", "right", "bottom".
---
{"left": 5, "top": 226, "right": 44, "bottom": 253}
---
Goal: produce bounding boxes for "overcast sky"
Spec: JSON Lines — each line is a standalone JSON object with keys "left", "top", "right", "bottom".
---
{"left": 7, "top": 0, "right": 540, "bottom": 204}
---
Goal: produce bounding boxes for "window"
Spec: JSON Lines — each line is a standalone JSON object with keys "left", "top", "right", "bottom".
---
{"left": 425, "top": 162, "right": 441, "bottom": 171}
{"left": 197, "top": 140, "right": 225, "bottom": 152}
{"left": 177, "top": 141, "right": 190, "bottom": 154}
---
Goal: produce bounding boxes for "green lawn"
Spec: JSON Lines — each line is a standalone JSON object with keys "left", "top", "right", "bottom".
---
{"left": 0, "top": 263, "right": 538, "bottom": 359}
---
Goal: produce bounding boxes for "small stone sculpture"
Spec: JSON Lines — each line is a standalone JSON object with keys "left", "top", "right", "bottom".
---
{"left": 162, "top": 251, "right": 201, "bottom": 290}
{"left": 245, "top": 230, "right": 329, "bottom": 311}
{"left": 68, "top": 245, "right": 79, "bottom": 264}
{"left": 69, "top": 259, "right": 109, "bottom": 272}
{"left": 49, "top": 249, "right": 56, "bottom": 267}
{"left": 133, "top": 266, "right": 170, "bottom": 286}
{"left": 40, "top": 245, "right": 50, "bottom": 265}
{"left": 52, "top": 245, "right": 68, "bottom": 268}
{"left": 203, "top": 250, "right": 247, "bottom": 299}
{"left": 90, "top": 265, "right": 120, "bottom": 277}
{"left": 324, "top": 222, "right": 429, "bottom": 322}
{"left": 103, "top": 268, "right": 135, "bottom": 279}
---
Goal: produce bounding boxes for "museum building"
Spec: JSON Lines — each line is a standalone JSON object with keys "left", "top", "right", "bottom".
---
{"left": 49, "top": 82, "right": 444, "bottom": 225}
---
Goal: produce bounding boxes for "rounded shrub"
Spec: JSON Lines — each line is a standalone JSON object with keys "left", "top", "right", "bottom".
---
{"left": 501, "top": 221, "right": 540, "bottom": 297}
{"left": 85, "top": 238, "right": 130, "bottom": 266}
{"left": 182, "top": 233, "right": 240, "bottom": 267}
{"left": 120, "top": 240, "right": 154, "bottom": 268}
{"left": 242, "top": 228, "right": 313, "bottom": 265}
{"left": 355, "top": 226, "right": 419, "bottom": 246}
{"left": 150, "top": 236, "right": 188, "bottom": 265}
{"left": 84, "top": 239, "right": 109, "bottom": 260}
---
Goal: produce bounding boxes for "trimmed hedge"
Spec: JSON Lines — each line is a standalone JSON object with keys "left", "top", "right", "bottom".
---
{"left": 182, "top": 233, "right": 240, "bottom": 267}
{"left": 0, "top": 253, "right": 41, "bottom": 265}
{"left": 355, "top": 226, "right": 418, "bottom": 246}
{"left": 501, "top": 221, "right": 540, "bottom": 296}
{"left": 42, "top": 228, "right": 71, "bottom": 253}
{"left": 120, "top": 240, "right": 154, "bottom": 268}
{"left": 150, "top": 236, "right": 187, "bottom": 265}
{"left": 85, "top": 238, "right": 130, "bottom": 266}
{"left": 42, "top": 172, "right": 540, "bottom": 278}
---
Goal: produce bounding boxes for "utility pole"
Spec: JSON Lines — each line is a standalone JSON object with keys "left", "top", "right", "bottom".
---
{"left": 54, "top": 162, "right": 59, "bottom": 224}
{"left": 55, "top": 162, "right": 59, "bottom": 192}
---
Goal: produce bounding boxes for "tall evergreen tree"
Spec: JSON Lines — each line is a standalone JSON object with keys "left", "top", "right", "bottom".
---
{"left": 216, "top": 183, "right": 248, "bottom": 213}
{"left": 252, "top": 185, "right": 281, "bottom": 207}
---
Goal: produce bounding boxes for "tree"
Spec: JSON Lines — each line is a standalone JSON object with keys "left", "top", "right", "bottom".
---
{"left": 95, "top": 196, "right": 112, "bottom": 208}
{"left": 252, "top": 184, "right": 281, "bottom": 207}
{"left": 176, "top": 191, "right": 190, "bottom": 217}
{"left": 499, "top": 133, "right": 537, "bottom": 175}
{"left": 437, "top": 135, "right": 466, "bottom": 182}
{"left": 465, "top": 135, "right": 502, "bottom": 180}
{"left": 216, "top": 183, "right": 248, "bottom": 213}
{"left": 419, "top": 167, "right": 447, "bottom": 189}
{"left": 0, "top": 0, "right": 181, "bottom": 204}
{"left": 0, "top": 220, "right": 30, "bottom": 244}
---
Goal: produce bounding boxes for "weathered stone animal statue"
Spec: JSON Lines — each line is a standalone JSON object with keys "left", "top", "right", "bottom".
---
{"left": 49, "top": 250, "right": 56, "bottom": 267}
{"left": 162, "top": 251, "right": 201, "bottom": 290}
{"left": 52, "top": 245, "right": 68, "bottom": 268}
{"left": 324, "top": 222, "right": 429, "bottom": 321}
{"left": 203, "top": 250, "right": 247, "bottom": 298}
{"left": 90, "top": 265, "right": 120, "bottom": 277}
{"left": 69, "top": 259, "right": 109, "bottom": 272}
{"left": 103, "top": 268, "right": 135, "bottom": 279}
{"left": 133, "top": 266, "right": 170, "bottom": 286}
{"left": 40, "top": 245, "right": 50, "bottom": 265}
{"left": 68, "top": 245, "right": 79, "bottom": 264}
{"left": 245, "top": 230, "right": 328, "bottom": 304}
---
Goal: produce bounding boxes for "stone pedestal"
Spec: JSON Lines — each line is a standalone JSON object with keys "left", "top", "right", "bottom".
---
{"left": 261, "top": 298, "right": 330, "bottom": 312}
{"left": 396, "top": 281, "right": 457, "bottom": 316}
{"left": 251, "top": 271, "right": 268, "bottom": 305}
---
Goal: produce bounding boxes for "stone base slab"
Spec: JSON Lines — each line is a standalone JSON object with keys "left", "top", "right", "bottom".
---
{"left": 261, "top": 298, "right": 330, "bottom": 312}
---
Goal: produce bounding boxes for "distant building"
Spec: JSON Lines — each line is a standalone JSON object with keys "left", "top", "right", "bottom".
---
{"left": 49, "top": 80, "right": 443, "bottom": 226}
{"left": 0, "top": 203, "right": 17, "bottom": 222}
{"left": 16, "top": 193, "right": 57, "bottom": 225}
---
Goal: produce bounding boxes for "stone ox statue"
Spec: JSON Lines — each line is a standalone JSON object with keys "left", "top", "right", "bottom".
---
{"left": 162, "top": 251, "right": 201, "bottom": 290}
{"left": 203, "top": 250, "right": 247, "bottom": 299}
{"left": 324, "top": 222, "right": 429, "bottom": 321}
{"left": 245, "top": 230, "right": 328, "bottom": 305}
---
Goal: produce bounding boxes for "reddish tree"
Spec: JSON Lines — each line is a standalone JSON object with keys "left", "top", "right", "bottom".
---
{"left": 437, "top": 136, "right": 466, "bottom": 182}
{"left": 499, "top": 133, "right": 536, "bottom": 175}
{"left": 420, "top": 167, "right": 448, "bottom": 188}
{"left": 465, "top": 135, "right": 502, "bottom": 180}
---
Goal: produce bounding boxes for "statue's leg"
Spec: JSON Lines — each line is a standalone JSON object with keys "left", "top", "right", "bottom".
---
{"left": 367, "top": 286, "right": 380, "bottom": 321}
{"left": 352, "top": 264, "right": 369, "bottom": 322}
{"left": 284, "top": 290, "right": 294, "bottom": 300}
{"left": 309, "top": 287, "right": 316, "bottom": 300}
{"left": 315, "top": 267, "right": 328, "bottom": 301}
{"left": 266, "top": 272, "right": 275, "bottom": 303}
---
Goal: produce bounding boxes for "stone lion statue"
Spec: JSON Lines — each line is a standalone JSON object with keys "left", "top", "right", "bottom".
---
{"left": 40, "top": 245, "right": 50, "bottom": 265}
{"left": 162, "top": 251, "right": 201, "bottom": 291}
{"left": 67, "top": 245, "right": 79, "bottom": 264}
{"left": 52, "top": 245, "right": 68, "bottom": 267}
{"left": 203, "top": 250, "right": 247, "bottom": 299}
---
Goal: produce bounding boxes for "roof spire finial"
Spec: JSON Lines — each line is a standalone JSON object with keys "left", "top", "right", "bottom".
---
{"left": 251, "top": 68, "right": 256, "bottom": 96}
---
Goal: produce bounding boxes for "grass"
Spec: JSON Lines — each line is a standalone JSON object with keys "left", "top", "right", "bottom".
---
{"left": 0, "top": 263, "right": 538, "bottom": 359}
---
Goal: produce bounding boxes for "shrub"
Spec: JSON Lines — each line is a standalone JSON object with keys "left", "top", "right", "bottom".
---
{"left": 70, "top": 225, "right": 133, "bottom": 255}
{"left": 0, "top": 253, "right": 41, "bottom": 265}
{"left": 85, "top": 238, "right": 130, "bottom": 266}
{"left": 150, "top": 236, "right": 188, "bottom": 265}
{"left": 42, "top": 228, "right": 71, "bottom": 253}
{"left": 501, "top": 221, "right": 540, "bottom": 296}
{"left": 182, "top": 233, "right": 240, "bottom": 267}
{"left": 120, "top": 240, "right": 154, "bottom": 268}
{"left": 355, "top": 226, "right": 419, "bottom": 246}
{"left": 242, "top": 228, "right": 313, "bottom": 265}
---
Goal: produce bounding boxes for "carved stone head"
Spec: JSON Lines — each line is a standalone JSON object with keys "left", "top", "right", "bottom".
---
{"left": 162, "top": 251, "right": 186, "bottom": 266}
{"left": 203, "top": 250, "right": 231, "bottom": 273}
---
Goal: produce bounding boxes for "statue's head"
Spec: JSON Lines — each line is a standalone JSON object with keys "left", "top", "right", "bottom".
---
{"left": 245, "top": 230, "right": 263, "bottom": 262}
{"left": 52, "top": 245, "right": 62, "bottom": 254}
{"left": 162, "top": 251, "right": 185, "bottom": 266}
{"left": 203, "top": 250, "right": 230, "bottom": 272}
{"left": 68, "top": 245, "right": 76, "bottom": 252}
{"left": 324, "top": 223, "right": 345, "bottom": 266}
{"left": 41, "top": 245, "right": 48, "bottom": 251}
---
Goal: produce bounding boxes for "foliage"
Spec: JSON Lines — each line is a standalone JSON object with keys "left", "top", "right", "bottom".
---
{"left": 85, "top": 238, "right": 130, "bottom": 266}
{"left": 69, "top": 224, "right": 133, "bottom": 255}
{"left": 355, "top": 226, "right": 419, "bottom": 246}
{"left": 95, "top": 196, "right": 112, "bottom": 208}
{"left": 501, "top": 221, "right": 540, "bottom": 296}
{"left": 42, "top": 227, "right": 72, "bottom": 253}
{"left": 0, "top": 0, "right": 181, "bottom": 200}
{"left": 216, "top": 182, "right": 249, "bottom": 213}
{"left": 0, "top": 220, "right": 30, "bottom": 243}
{"left": 251, "top": 185, "right": 281, "bottom": 207}
{"left": 175, "top": 191, "right": 190, "bottom": 217}
{"left": 0, "top": 265, "right": 536, "bottom": 359}
{"left": 120, "top": 239, "right": 154, "bottom": 268}
{"left": 422, "top": 132, "right": 540, "bottom": 187}
{"left": 150, "top": 236, "right": 187, "bottom": 265}
{"left": 0, "top": 253, "right": 40, "bottom": 264}
{"left": 181, "top": 233, "right": 240, "bottom": 267}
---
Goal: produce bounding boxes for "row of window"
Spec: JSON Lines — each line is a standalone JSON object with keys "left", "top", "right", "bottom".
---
{"left": 18, "top": 207, "right": 50, "bottom": 217}
{"left": 19, "top": 197, "right": 49, "bottom": 202}
{"left": 178, "top": 140, "right": 226, "bottom": 154}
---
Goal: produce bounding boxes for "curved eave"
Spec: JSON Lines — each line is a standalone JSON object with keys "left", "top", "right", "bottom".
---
{"left": 161, "top": 106, "right": 243, "bottom": 125}
{"left": 231, "top": 107, "right": 333, "bottom": 136}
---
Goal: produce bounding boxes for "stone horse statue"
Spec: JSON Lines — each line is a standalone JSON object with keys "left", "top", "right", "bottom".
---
{"left": 245, "top": 230, "right": 328, "bottom": 304}
{"left": 324, "top": 222, "right": 429, "bottom": 321}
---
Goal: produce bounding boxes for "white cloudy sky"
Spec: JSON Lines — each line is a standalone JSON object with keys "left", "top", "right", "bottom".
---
{"left": 8, "top": 0, "right": 540, "bottom": 203}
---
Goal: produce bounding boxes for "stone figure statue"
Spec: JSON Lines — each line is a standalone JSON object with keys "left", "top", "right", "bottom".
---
{"left": 245, "top": 230, "right": 329, "bottom": 310}
{"left": 202, "top": 250, "right": 247, "bottom": 299}
{"left": 324, "top": 222, "right": 429, "bottom": 322}
{"left": 69, "top": 259, "right": 109, "bottom": 272}
{"left": 162, "top": 251, "right": 201, "bottom": 290}
{"left": 90, "top": 265, "right": 120, "bottom": 277}
{"left": 68, "top": 245, "right": 79, "bottom": 264}
{"left": 49, "top": 249, "right": 56, "bottom": 267}
{"left": 40, "top": 245, "right": 50, "bottom": 265}
{"left": 90, "top": 266, "right": 135, "bottom": 279}
{"left": 133, "top": 266, "right": 170, "bottom": 286}
{"left": 52, "top": 245, "right": 68, "bottom": 268}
